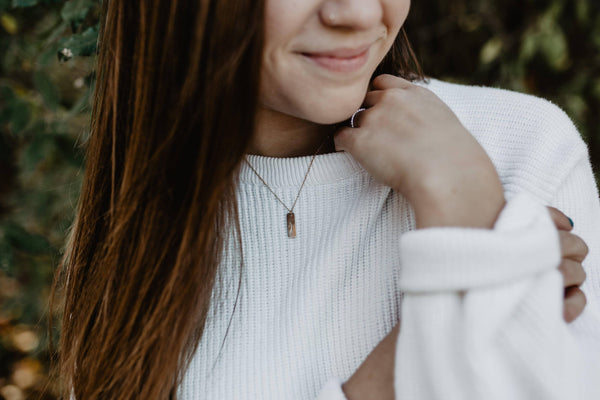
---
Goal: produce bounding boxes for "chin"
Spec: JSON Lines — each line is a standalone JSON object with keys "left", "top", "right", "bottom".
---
{"left": 302, "top": 103, "right": 363, "bottom": 125}
{"left": 260, "top": 78, "right": 370, "bottom": 125}
{"left": 306, "top": 82, "right": 371, "bottom": 124}
{"left": 298, "top": 89, "right": 368, "bottom": 125}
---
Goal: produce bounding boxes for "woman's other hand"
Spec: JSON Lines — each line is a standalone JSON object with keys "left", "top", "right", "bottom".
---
{"left": 547, "top": 206, "right": 588, "bottom": 323}
{"left": 341, "top": 207, "right": 587, "bottom": 400}
{"left": 342, "top": 323, "right": 399, "bottom": 400}
{"left": 334, "top": 74, "right": 506, "bottom": 230}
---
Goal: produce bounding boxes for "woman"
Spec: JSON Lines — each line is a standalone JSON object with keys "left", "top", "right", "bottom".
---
{"left": 50, "top": 0, "right": 600, "bottom": 399}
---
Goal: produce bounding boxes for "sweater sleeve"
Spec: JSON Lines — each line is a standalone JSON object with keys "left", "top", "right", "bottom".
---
{"left": 547, "top": 151, "right": 600, "bottom": 385}
{"left": 394, "top": 191, "right": 600, "bottom": 399}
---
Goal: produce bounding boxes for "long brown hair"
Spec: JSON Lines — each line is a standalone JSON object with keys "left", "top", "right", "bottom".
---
{"left": 47, "top": 1, "right": 423, "bottom": 398}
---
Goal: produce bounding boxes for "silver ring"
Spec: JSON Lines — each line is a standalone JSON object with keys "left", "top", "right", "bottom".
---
{"left": 350, "top": 108, "right": 366, "bottom": 128}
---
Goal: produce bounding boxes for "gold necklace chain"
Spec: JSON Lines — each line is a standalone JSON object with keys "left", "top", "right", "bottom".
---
{"left": 243, "top": 134, "right": 332, "bottom": 238}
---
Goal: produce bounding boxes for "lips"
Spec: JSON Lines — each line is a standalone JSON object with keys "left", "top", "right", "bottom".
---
{"left": 300, "top": 45, "right": 371, "bottom": 73}
{"left": 304, "top": 44, "right": 372, "bottom": 58}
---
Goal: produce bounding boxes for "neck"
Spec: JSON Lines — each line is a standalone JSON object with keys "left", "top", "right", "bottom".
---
{"left": 246, "top": 106, "right": 339, "bottom": 158}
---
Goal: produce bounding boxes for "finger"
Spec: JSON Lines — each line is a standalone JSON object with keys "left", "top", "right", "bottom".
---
{"left": 371, "top": 74, "right": 413, "bottom": 90}
{"left": 546, "top": 206, "right": 574, "bottom": 231}
{"left": 349, "top": 107, "right": 367, "bottom": 128}
{"left": 558, "top": 230, "right": 589, "bottom": 262}
{"left": 564, "top": 286, "right": 587, "bottom": 323}
{"left": 363, "top": 90, "right": 386, "bottom": 108}
{"left": 558, "top": 258, "right": 587, "bottom": 288}
{"left": 333, "top": 126, "right": 360, "bottom": 153}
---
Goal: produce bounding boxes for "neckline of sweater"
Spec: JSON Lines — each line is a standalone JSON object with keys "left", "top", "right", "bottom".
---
{"left": 238, "top": 150, "right": 367, "bottom": 188}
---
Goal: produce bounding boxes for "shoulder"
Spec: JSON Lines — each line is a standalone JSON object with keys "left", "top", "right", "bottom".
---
{"left": 416, "top": 78, "right": 590, "bottom": 201}
{"left": 415, "top": 77, "right": 584, "bottom": 151}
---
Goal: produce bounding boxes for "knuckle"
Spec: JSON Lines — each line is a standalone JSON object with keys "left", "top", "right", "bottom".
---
{"left": 581, "top": 238, "right": 590, "bottom": 258}
{"left": 412, "top": 84, "right": 428, "bottom": 94}
{"left": 574, "top": 261, "right": 587, "bottom": 285}
{"left": 564, "top": 288, "right": 587, "bottom": 322}
{"left": 559, "top": 259, "right": 586, "bottom": 286}
{"left": 573, "top": 234, "right": 589, "bottom": 259}
{"left": 335, "top": 129, "right": 357, "bottom": 150}
{"left": 561, "top": 232, "right": 589, "bottom": 261}
{"left": 373, "top": 74, "right": 395, "bottom": 88}
{"left": 372, "top": 74, "right": 384, "bottom": 85}
{"left": 380, "top": 89, "right": 400, "bottom": 103}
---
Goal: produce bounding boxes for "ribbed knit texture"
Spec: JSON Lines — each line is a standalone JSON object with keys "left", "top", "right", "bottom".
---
{"left": 176, "top": 79, "right": 600, "bottom": 399}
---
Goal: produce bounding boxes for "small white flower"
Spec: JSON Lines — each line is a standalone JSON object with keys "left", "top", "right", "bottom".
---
{"left": 73, "top": 77, "right": 85, "bottom": 88}
{"left": 61, "top": 48, "right": 73, "bottom": 58}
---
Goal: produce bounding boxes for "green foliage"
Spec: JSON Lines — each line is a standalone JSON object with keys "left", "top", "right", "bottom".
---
{"left": 0, "top": 0, "right": 98, "bottom": 396}
{"left": 0, "top": 0, "right": 599, "bottom": 397}
{"left": 406, "top": 0, "right": 600, "bottom": 170}
{"left": 56, "top": 25, "right": 98, "bottom": 61}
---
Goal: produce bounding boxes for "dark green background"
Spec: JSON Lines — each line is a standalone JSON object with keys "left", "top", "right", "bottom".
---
{"left": 0, "top": 0, "right": 598, "bottom": 397}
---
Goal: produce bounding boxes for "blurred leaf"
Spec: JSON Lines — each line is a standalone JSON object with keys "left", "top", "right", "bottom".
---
{"left": 575, "top": 0, "right": 590, "bottom": 24}
{"left": 0, "top": 12, "right": 18, "bottom": 34}
{"left": 33, "top": 70, "right": 60, "bottom": 111}
{"left": 592, "top": 79, "right": 600, "bottom": 101}
{"left": 8, "top": 98, "right": 30, "bottom": 134}
{"left": 0, "top": 85, "right": 16, "bottom": 124}
{"left": 519, "top": 4, "right": 570, "bottom": 71}
{"left": 563, "top": 94, "right": 587, "bottom": 122}
{"left": 458, "top": 14, "right": 482, "bottom": 33}
{"left": 519, "top": 33, "right": 538, "bottom": 62}
{"left": 43, "top": 19, "right": 69, "bottom": 44}
{"left": 22, "top": 135, "right": 52, "bottom": 169}
{"left": 540, "top": 26, "right": 570, "bottom": 71}
{"left": 0, "top": 0, "right": 11, "bottom": 11}
{"left": 56, "top": 24, "right": 98, "bottom": 61}
{"left": 480, "top": 37, "right": 503, "bottom": 64}
{"left": 1, "top": 222, "right": 51, "bottom": 255}
{"left": 60, "top": 0, "right": 94, "bottom": 30}
{"left": 11, "top": 0, "right": 39, "bottom": 8}
{"left": 0, "top": 241, "right": 14, "bottom": 273}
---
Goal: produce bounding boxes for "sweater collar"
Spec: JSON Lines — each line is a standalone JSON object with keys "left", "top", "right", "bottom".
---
{"left": 238, "top": 150, "right": 367, "bottom": 188}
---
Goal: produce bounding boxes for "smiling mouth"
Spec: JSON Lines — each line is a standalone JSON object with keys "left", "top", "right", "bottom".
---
{"left": 300, "top": 47, "right": 371, "bottom": 74}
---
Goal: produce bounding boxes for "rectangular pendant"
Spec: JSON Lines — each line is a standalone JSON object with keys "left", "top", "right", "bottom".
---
{"left": 287, "top": 212, "right": 296, "bottom": 238}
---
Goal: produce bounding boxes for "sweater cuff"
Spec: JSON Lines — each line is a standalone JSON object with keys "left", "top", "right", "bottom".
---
{"left": 398, "top": 192, "right": 561, "bottom": 292}
{"left": 315, "top": 377, "right": 348, "bottom": 400}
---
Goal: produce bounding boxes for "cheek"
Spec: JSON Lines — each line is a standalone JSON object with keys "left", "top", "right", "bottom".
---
{"left": 260, "top": 0, "right": 312, "bottom": 108}
{"left": 384, "top": 0, "right": 410, "bottom": 35}
{"left": 258, "top": 65, "right": 294, "bottom": 112}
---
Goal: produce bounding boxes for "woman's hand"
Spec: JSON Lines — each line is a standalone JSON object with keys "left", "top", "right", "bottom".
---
{"left": 334, "top": 74, "right": 505, "bottom": 229}
{"left": 547, "top": 206, "right": 588, "bottom": 323}
{"left": 341, "top": 207, "right": 588, "bottom": 400}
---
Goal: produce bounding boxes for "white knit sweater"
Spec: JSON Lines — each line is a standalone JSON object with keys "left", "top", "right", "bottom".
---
{"left": 177, "top": 79, "right": 600, "bottom": 399}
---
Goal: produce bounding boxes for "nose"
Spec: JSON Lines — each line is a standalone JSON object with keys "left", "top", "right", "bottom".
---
{"left": 319, "top": 0, "right": 383, "bottom": 31}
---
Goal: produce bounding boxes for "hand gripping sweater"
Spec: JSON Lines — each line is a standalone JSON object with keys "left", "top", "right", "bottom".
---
{"left": 176, "top": 79, "right": 600, "bottom": 399}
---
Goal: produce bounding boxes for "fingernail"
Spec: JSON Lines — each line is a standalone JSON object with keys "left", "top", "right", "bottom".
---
{"left": 568, "top": 217, "right": 574, "bottom": 227}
